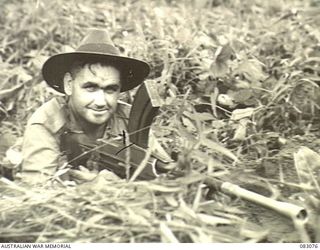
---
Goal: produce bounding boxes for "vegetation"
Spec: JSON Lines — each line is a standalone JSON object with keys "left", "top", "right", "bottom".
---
{"left": 0, "top": 0, "right": 319, "bottom": 243}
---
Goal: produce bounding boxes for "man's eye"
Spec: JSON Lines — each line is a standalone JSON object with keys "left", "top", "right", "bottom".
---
{"left": 85, "top": 86, "right": 98, "bottom": 92}
{"left": 104, "top": 86, "right": 120, "bottom": 93}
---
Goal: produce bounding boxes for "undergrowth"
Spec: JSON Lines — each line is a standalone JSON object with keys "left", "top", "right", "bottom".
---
{"left": 0, "top": 0, "right": 319, "bottom": 243}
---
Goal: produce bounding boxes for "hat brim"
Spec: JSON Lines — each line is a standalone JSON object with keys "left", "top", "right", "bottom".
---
{"left": 42, "top": 52, "right": 150, "bottom": 93}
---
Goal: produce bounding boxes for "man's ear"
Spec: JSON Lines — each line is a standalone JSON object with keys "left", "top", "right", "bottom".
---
{"left": 63, "top": 72, "right": 73, "bottom": 96}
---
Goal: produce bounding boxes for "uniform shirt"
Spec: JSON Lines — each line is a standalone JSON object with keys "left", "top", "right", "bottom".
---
{"left": 22, "top": 96, "right": 129, "bottom": 183}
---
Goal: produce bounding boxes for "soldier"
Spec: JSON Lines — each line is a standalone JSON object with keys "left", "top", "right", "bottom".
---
{"left": 21, "top": 29, "right": 151, "bottom": 184}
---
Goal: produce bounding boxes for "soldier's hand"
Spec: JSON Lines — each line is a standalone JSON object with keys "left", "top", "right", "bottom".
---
{"left": 69, "top": 166, "right": 121, "bottom": 185}
{"left": 68, "top": 166, "right": 98, "bottom": 183}
{"left": 71, "top": 167, "right": 123, "bottom": 191}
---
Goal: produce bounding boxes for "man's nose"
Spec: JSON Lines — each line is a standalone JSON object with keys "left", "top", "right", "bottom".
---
{"left": 93, "top": 90, "right": 108, "bottom": 107}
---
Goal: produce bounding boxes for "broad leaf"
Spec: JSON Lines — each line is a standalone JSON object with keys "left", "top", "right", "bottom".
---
{"left": 231, "top": 108, "right": 255, "bottom": 121}
{"left": 200, "top": 138, "right": 239, "bottom": 162}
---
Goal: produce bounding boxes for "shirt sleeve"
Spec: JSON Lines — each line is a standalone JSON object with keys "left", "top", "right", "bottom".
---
{"left": 21, "top": 123, "right": 61, "bottom": 183}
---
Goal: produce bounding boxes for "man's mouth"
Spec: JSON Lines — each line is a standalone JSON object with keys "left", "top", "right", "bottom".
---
{"left": 90, "top": 108, "right": 109, "bottom": 115}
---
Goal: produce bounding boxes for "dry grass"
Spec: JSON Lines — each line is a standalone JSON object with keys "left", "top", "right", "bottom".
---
{"left": 0, "top": 174, "right": 266, "bottom": 243}
{"left": 0, "top": 0, "right": 319, "bottom": 243}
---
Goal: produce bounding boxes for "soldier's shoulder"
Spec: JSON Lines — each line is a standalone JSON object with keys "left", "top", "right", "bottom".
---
{"left": 27, "top": 97, "right": 67, "bottom": 134}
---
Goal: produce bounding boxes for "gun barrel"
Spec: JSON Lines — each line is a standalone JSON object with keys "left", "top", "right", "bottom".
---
{"left": 221, "top": 182, "right": 307, "bottom": 221}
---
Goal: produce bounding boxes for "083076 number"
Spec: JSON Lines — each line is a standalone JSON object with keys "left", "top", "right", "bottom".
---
{"left": 300, "top": 244, "right": 319, "bottom": 248}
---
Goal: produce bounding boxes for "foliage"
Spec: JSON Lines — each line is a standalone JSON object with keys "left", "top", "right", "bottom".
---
{"left": 0, "top": 0, "right": 320, "bottom": 243}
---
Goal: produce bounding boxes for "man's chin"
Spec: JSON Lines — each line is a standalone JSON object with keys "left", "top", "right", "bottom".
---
{"left": 85, "top": 111, "right": 111, "bottom": 123}
{"left": 88, "top": 117, "right": 109, "bottom": 125}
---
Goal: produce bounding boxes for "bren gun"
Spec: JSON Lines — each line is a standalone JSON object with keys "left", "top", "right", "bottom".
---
{"left": 79, "top": 80, "right": 308, "bottom": 223}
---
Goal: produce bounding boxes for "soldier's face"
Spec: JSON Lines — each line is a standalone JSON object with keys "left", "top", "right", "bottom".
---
{"left": 64, "top": 63, "right": 121, "bottom": 126}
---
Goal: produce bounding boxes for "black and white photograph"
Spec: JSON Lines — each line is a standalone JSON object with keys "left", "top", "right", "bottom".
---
{"left": 0, "top": 0, "right": 319, "bottom": 245}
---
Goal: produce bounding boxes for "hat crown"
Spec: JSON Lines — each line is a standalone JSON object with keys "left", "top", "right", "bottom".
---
{"left": 76, "top": 29, "right": 120, "bottom": 55}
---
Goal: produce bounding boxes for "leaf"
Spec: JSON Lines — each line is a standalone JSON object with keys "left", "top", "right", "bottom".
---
{"left": 232, "top": 89, "right": 253, "bottom": 103}
{"left": 192, "top": 183, "right": 203, "bottom": 211}
{"left": 231, "top": 108, "right": 255, "bottom": 121}
{"left": 235, "top": 80, "right": 251, "bottom": 89}
{"left": 137, "top": 182, "right": 182, "bottom": 193}
{"left": 196, "top": 32, "right": 215, "bottom": 47}
{"left": 0, "top": 134, "right": 19, "bottom": 153}
{"left": 304, "top": 57, "right": 320, "bottom": 64}
{"left": 125, "top": 208, "right": 151, "bottom": 226}
{"left": 129, "top": 147, "right": 153, "bottom": 182}
{"left": 217, "top": 94, "right": 236, "bottom": 107}
{"left": 215, "top": 45, "right": 234, "bottom": 64}
{"left": 193, "top": 0, "right": 210, "bottom": 8}
{"left": 175, "top": 172, "right": 204, "bottom": 185}
{"left": 160, "top": 222, "right": 179, "bottom": 243}
{"left": 181, "top": 116, "right": 197, "bottom": 133}
{"left": 200, "top": 138, "right": 239, "bottom": 162}
{"left": 177, "top": 121, "right": 198, "bottom": 145}
{"left": 210, "top": 59, "right": 228, "bottom": 77}
{"left": 149, "top": 132, "right": 172, "bottom": 163}
{"left": 189, "top": 229, "right": 212, "bottom": 243}
{"left": 294, "top": 147, "right": 320, "bottom": 188}
{"left": 5, "top": 99, "right": 15, "bottom": 112}
{"left": 61, "top": 45, "right": 75, "bottom": 53}
{"left": 5, "top": 147, "right": 22, "bottom": 165}
{"left": 192, "top": 150, "right": 214, "bottom": 165}
{"left": 164, "top": 195, "right": 179, "bottom": 207}
{"left": 0, "top": 83, "right": 24, "bottom": 101}
{"left": 78, "top": 3, "right": 94, "bottom": 14}
{"left": 210, "top": 45, "right": 234, "bottom": 77}
{"left": 210, "top": 87, "right": 219, "bottom": 117}
{"left": 298, "top": 147, "right": 320, "bottom": 169}
{"left": 175, "top": 26, "right": 192, "bottom": 44}
{"left": 236, "top": 58, "right": 267, "bottom": 82}
{"left": 197, "top": 213, "right": 233, "bottom": 225}
{"left": 183, "top": 111, "right": 215, "bottom": 122}
{"left": 177, "top": 198, "right": 197, "bottom": 219}
{"left": 233, "top": 119, "right": 250, "bottom": 141}
{"left": 32, "top": 55, "right": 49, "bottom": 70}
{"left": 240, "top": 226, "right": 269, "bottom": 243}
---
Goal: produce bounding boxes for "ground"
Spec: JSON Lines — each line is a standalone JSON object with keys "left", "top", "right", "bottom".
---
{"left": 0, "top": 0, "right": 319, "bottom": 243}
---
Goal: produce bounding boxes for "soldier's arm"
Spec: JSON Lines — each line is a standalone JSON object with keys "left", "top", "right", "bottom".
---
{"left": 21, "top": 123, "right": 61, "bottom": 184}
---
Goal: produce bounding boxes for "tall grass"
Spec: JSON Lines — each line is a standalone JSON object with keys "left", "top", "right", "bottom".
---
{"left": 0, "top": 0, "right": 319, "bottom": 243}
